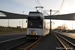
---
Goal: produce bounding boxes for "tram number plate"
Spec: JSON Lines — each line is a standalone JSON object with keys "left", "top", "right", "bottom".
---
{"left": 31, "top": 31, "right": 34, "bottom": 35}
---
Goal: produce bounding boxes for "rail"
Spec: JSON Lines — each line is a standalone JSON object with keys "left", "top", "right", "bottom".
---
{"left": 7, "top": 37, "right": 43, "bottom": 50}
{"left": 53, "top": 32, "right": 75, "bottom": 50}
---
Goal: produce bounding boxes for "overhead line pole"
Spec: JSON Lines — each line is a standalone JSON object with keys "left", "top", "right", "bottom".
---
{"left": 44, "top": 9, "right": 58, "bottom": 34}
{"left": 50, "top": 9, "right": 59, "bottom": 34}
{"left": 50, "top": 9, "right": 52, "bottom": 34}
{"left": 59, "top": 0, "right": 65, "bottom": 14}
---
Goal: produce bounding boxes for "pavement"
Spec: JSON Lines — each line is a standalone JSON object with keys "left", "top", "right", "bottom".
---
{"left": 33, "top": 33, "right": 60, "bottom": 50}
{"left": 0, "top": 32, "right": 26, "bottom": 43}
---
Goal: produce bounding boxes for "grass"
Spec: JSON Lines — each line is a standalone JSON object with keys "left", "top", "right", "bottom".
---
{"left": 0, "top": 26, "right": 27, "bottom": 33}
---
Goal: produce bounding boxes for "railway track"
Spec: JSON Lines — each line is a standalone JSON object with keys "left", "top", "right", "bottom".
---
{"left": 7, "top": 38, "right": 43, "bottom": 50}
{"left": 54, "top": 32, "right": 75, "bottom": 50}
{"left": 0, "top": 37, "right": 27, "bottom": 50}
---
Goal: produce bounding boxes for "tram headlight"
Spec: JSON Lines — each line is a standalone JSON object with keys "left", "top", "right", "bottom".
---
{"left": 35, "top": 33, "right": 37, "bottom": 35}
{"left": 27, "top": 33, "right": 29, "bottom": 35}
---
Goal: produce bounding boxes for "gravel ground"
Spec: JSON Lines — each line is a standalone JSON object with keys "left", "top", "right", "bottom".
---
{"left": 58, "top": 33, "right": 75, "bottom": 44}
{"left": 32, "top": 33, "right": 60, "bottom": 50}
{"left": 0, "top": 37, "right": 27, "bottom": 50}
{"left": 12, "top": 40, "right": 36, "bottom": 50}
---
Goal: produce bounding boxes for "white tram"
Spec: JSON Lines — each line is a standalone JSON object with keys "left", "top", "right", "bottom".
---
{"left": 26, "top": 11, "right": 49, "bottom": 39}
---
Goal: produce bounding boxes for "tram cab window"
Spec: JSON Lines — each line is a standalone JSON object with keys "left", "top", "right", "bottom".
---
{"left": 39, "top": 20, "right": 43, "bottom": 27}
{"left": 28, "top": 17, "right": 43, "bottom": 28}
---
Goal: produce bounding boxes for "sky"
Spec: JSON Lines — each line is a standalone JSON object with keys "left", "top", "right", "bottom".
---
{"left": 0, "top": 0, "right": 75, "bottom": 29}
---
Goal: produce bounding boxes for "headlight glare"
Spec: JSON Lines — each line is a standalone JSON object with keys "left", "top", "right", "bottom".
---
{"left": 35, "top": 33, "right": 37, "bottom": 35}
{"left": 27, "top": 33, "right": 29, "bottom": 35}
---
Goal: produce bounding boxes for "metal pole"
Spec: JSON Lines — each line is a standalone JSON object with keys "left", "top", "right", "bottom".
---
{"left": 22, "top": 19, "right": 23, "bottom": 31}
{"left": 50, "top": 9, "right": 52, "bottom": 33}
{"left": 72, "top": 22, "right": 73, "bottom": 30}
{"left": 8, "top": 19, "right": 9, "bottom": 27}
{"left": 44, "top": 9, "right": 58, "bottom": 34}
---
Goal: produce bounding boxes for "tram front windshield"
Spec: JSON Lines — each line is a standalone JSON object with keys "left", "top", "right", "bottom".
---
{"left": 28, "top": 17, "right": 43, "bottom": 28}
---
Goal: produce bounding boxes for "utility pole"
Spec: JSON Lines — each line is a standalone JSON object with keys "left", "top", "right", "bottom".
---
{"left": 50, "top": 9, "right": 52, "bottom": 33}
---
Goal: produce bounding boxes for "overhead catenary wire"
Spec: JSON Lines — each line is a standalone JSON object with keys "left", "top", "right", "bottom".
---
{"left": 34, "top": 0, "right": 49, "bottom": 16}
{"left": 34, "top": 0, "right": 65, "bottom": 15}
{"left": 35, "top": 0, "right": 42, "bottom": 12}
{"left": 37, "top": 0, "right": 41, "bottom": 6}
{"left": 35, "top": 0, "right": 38, "bottom": 6}
{"left": 35, "top": 0, "right": 41, "bottom": 6}
{"left": 44, "top": 0, "right": 65, "bottom": 15}
{"left": 43, "top": 10, "right": 50, "bottom": 16}
{"left": 59, "top": 0, "right": 65, "bottom": 14}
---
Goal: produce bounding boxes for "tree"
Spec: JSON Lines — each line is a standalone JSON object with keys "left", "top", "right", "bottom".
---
{"left": 55, "top": 23, "right": 68, "bottom": 31}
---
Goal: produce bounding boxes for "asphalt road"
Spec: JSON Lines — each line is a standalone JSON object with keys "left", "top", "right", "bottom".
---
{"left": 0, "top": 32, "right": 26, "bottom": 43}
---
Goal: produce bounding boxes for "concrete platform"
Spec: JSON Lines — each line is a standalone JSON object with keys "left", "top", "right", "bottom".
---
{"left": 33, "top": 33, "right": 60, "bottom": 50}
